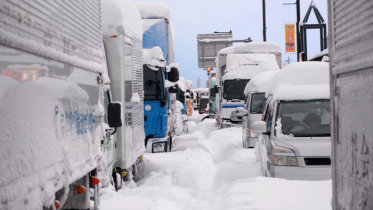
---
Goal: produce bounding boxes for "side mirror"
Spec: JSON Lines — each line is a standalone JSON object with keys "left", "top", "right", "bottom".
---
{"left": 186, "top": 95, "right": 190, "bottom": 99}
{"left": 168, "top": 67, "right": 179, "bottom": 82}
{"left": 235, "top": 107, "right": 248, "bottom": 116}
{"left": 169, "top": 84, "right": 179, "bottom": 93}
{"left": 251, "top": 121, "right": 267, "bottom": 135}
{"left": 108, "top": 102, "right": 122, "bottom": 128}
{"left": 214, "top": 85, "right": 219, "bottom": 93}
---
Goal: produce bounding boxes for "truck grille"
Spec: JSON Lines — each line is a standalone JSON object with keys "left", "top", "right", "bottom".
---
{"left": 304, "top": 158, "right": 331, "bottom": 166}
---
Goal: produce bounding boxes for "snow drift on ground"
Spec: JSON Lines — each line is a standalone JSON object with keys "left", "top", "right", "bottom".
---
{"left": 99, "top": 113, "right": 332, "bottom": 210}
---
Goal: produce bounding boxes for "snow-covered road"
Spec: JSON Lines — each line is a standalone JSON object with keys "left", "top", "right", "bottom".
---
{"left": 99, "top": 116, "right": 332, "bottom": 210}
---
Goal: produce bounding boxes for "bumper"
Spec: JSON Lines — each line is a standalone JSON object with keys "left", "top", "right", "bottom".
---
{"left": 245, "top": 137, "right": 258, "bottom": 148}
{"left": 268, "top": 164, "right": 331, "bottom": 181}
{"left": 145, "top": 137, "right": 170, "bottom": 153}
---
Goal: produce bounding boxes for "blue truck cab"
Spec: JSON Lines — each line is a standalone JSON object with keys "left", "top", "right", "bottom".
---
{"left": 136, "top": 2, "right": 178, "bottom": 153}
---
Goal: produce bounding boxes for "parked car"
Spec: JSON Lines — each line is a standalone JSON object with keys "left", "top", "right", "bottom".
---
{"left": 241, "top": 70, "right": 278, "bottom": 148}
{"left": 252, "top": 62, "right": 331, "bottom": 180}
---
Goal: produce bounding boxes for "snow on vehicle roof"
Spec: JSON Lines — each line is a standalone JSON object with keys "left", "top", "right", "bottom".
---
{"left": 193, "top": 88, "right": 209, "bottom": 93}
{"left": 102, "top": 0, "right": 143, "bottom": 39}
{"left": 186, "top": 80, "right": 194, "bottom": 86}
{"left": 135, "top": 2, "right": 170, "bottom": 19}
{"left": 218, "top": 42, "right": 282, "bottom": 55}
{"left": 166, "top": 62, "right": 179, "bottom": 72}
{"left": 272, "top": 84, "right": 330, "bottom": 101}
{"left": 243, "top": 70, "right": 278, "bottom": 95}
{"left": 143, "top": 47, "right": 166, "bottom": 70}
{"left": 268, "top": 62, "right": 330, "bottom": 100}
{"left": 178, "top": 76, "right": 187, "bottom": 92}
{"left": 308, "top": 48, "right": 329, "bottom": 61}
{"left": 142, "top": 19, "right": 164, "bottom": 33}
{"left": 223, "top": 54, "right": 279, "bottom": 80}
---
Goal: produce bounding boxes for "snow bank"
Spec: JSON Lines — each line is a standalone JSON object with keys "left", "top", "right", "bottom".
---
{"left": 244, "top": 70, "right": 278, "bottom": 95}
{"left": 223, "top": 54, "right": 279, "bottom": 80}
{"left": 135, "top": 2, "right": 171, "bottom": 19}
{"left": 102, "top": 0, "right": 143, "bottom": 39}
{"left": 143, "top": 47, "right": 166, "bottom": 69}
{"left": 218, "top": 42, "right": 282, "bottom": 55}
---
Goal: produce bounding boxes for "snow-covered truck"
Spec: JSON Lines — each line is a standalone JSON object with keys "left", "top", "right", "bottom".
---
{"left": 328, "top": 1, "right": 373, "bottom": 209}
{"left": 100, "top": 0, "right": 146, "bottom": 189}
{"left": 215, "top": 42, "right": 282, "bottom": 127}
{"left": 0, "top": 1, "right": 104, "bottom": 209}
{"left": 135, "top": 2, "right": 179, "bottom": 153}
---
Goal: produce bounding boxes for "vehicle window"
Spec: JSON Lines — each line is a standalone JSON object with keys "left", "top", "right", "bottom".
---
{"left": 143, "top": 65, "right": 164, "bottom": 101}
{"left": 264, "top": 101, "right": 273, "bottom": 133}
{"left": 276, "top": 100, "right": 331, "bottom": 137}
{"left": 223, "top": 79, "right": 250, "bottom": 100}
{"left": 200, "top": 98, "right": 209, "bottom": 107}
{"left": 210, "top": 87, "right": 215, "bottom": 100}
{"left": 250, "top": 93, "right": 266, "bottom": 114}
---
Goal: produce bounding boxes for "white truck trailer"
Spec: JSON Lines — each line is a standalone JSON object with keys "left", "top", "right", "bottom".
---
{"left": 101, "top": 0, "right": 146, "bottom": 188}
{"left": 215, "top": 42, "right": 282, "bottom": 127}
{"left": 0, "top": 1, "right": 104, "bottom": 209}
{"left": 329, "top": 1, "right": 373, "bottom": 209}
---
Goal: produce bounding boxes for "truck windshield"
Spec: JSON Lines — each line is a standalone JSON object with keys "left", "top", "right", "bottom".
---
{"left": 143, "top": 65, "right": 164, "bottom": 101}
{"left": 250, "top": 93, "right": 266, "bottom": 114}
{"left": 200, "top": 98, "right": 209, "bottom": 107}
{"left": 176, "top": 89, "right": 185, "bottom": 103}
{"left": 276, "top": 100, "right": 331, "bottom": 137}
{"left": 210, "top": 88, "right": 215, "bottom": 100}
{"left": 223, "top": 79, "right": 250, "bottom": 100}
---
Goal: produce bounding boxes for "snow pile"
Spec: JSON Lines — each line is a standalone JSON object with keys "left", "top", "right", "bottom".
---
{"left": 176, "top": 100, "right": 184, "bottom": 110}
{"left": 208, "top": 127, "right": 243, "bottom": 162}
{"left": 244, "top": 70, "right": 278, "bottom": 95}
{"left": 166, "top": 62, "right": 179, "bottom": 72}
{"left": 135, "top": 2, "right": 171, "bottom": 19}
{"left": 143, "top": 47, "right": 166, "bottom": 69}
{"left": 218, "top": 42, "right": 282, "bottom": 55}
{"left": 223, "top": 54, "right": 279, "bottom": 80}
{"left": 102, "top": 0, "right": 143, "bottom": 39}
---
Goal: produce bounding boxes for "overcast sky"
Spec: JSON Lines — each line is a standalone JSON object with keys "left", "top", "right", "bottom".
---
{"left": 136, "top": 0, "right": 328, "bottom": 88}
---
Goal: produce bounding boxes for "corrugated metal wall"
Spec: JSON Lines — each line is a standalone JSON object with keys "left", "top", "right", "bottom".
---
{"left": 329, "top": 0, "right": 373, "bottom": 209}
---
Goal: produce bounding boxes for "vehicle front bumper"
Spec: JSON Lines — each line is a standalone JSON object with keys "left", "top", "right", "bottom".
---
{"left": 145, "top": 136, "right": 170, "bottom": 153}
{"left": 267, "top": 163, "right": 331, "bottom": 181}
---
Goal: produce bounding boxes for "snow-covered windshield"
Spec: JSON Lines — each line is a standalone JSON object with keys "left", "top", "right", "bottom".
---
{"left": 276, "top": 100, "right": 331, "bottom": 137}
{"left": 143, "top": 65, "right": 164, "bottom": 100}
{"left": 209, "top": 87, "right": 215, "bottom": 100}
{"left": 200, "top": 98, "right": 209, "bottom": 107}
{"left": 223, "top": 79, "right": 249, "bottom": 100}
{"left": 250, "top": 93, "right": 266, "bottom": 114}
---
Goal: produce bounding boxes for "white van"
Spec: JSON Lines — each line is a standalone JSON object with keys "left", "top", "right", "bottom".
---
{"left": 241, "top": 70, "right": 278, "bottom": 148}
{"left": 252, "top": 62, "right": 331, "bottom": 180}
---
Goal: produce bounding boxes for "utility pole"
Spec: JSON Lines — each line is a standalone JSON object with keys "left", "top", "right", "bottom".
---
{"left": 197, "top": 77, "right": 200, "bottom": 88}
{"left": 296, "top": 0, "right": 301, "bottom": 61}
{"left": 262, "top": 0, "right": 267, "bottom": 42}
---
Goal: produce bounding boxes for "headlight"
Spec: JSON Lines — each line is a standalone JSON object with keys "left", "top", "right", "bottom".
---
{"left": 153, "top": 142, "right": 166, "bottom": 153}
{"left": 269, "top": 145, "right": 298, "bottom": 166}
